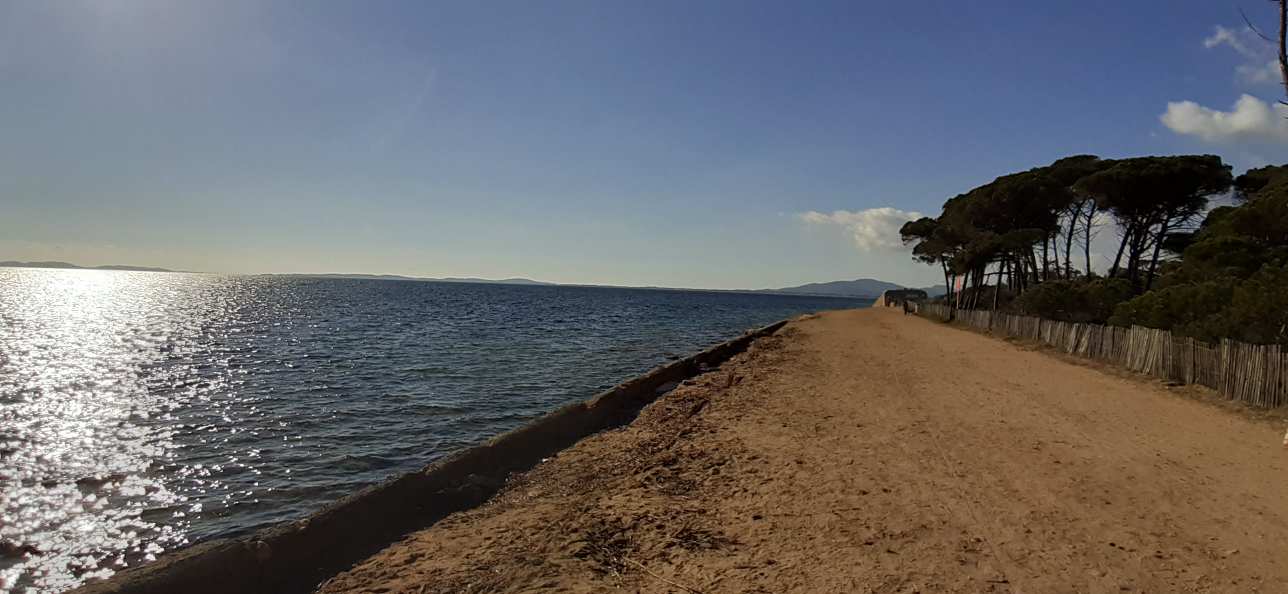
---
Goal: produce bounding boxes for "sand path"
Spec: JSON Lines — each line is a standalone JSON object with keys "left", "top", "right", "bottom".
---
{"left": 317, "top": 308, "right": 1288, "bottom": 593}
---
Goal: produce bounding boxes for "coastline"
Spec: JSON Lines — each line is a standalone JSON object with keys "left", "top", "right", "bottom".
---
{"left": 321, "top": 308, "right": 1288, "bottom": 593}
{"left": 72, "top": 307, "right": 1288, "bottom": 593}
{"left": 68, "top": 320, "right": 790, "bottom": 594}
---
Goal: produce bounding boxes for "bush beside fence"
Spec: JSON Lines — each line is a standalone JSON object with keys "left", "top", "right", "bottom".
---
{"left": 915, "top": 303, "right": 1288, "bottom": 409}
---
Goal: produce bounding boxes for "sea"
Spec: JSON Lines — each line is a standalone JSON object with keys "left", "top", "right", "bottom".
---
{"left": 0, "top": 268, "right": 866, "bottom": 593}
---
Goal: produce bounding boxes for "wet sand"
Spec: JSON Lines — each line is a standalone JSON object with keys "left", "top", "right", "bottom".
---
{"left": 317, "top": 308, "right": 1288, "bottom": 593}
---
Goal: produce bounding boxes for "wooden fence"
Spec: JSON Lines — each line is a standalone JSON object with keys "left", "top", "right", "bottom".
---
{"left": 914, "top": 303, "right": 1288, "bottom": 409}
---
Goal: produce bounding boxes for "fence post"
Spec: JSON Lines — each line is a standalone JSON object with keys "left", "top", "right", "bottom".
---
{"left": 1219, "top": 339, "right": 1231, "bottom": 400}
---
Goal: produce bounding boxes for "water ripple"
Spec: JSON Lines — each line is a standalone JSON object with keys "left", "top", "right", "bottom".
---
{"left": 0, "top": 269, "right": 864, "bottom": 592}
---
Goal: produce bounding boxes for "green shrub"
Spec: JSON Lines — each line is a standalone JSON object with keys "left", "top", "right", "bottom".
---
{"left": 1013, "top": 277, "right": 1132, "bottom": 323}
{"left": 1108, "top": 281, "right": 1233, "bottom": 333}
{"left": 1191, "top": 264, "right": 1288, "bottom": 345}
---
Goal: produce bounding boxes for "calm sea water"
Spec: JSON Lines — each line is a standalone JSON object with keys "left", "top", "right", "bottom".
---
{"left": 0, "top": 268, "right": 865, "bottom": 593}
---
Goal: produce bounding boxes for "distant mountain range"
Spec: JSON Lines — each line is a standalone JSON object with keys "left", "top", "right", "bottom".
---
{"left": 767, "top": 278, "right": 902, "bottom": 298}
{"left": 292, "top": 273, "right": 552, "bottom": 285}
{"left": 0, "top": 260, "right": 177, "bottom": 273}
{"left": 289, "top": 275, "right": 938, "bottom": 298}
{"left": 764, "top": 278, "right": 945, "bottom": 299}
{"left": 0, "top": 261, "right": 940, "bottom": 298}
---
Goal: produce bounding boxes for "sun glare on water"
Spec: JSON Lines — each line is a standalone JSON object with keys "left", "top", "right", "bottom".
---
{"left": 1, "top": 269, "right": 195, "bottom": 593}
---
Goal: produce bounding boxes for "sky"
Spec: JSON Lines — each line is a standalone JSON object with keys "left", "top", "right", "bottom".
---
{"left": 3, "top": 0, "right": 1288, "bottom": 289}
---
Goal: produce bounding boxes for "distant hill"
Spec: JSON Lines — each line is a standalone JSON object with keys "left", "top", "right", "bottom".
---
{"left": 438, "top": 277, "right": 551, "bottom": 286}
{"left": 0, "top": 262, "right": 935, "bottom": 297}
{"left": 0, "top": 260, "right": 176, "bottom": 273}
{"left": 298, "top": 274, "right": 927, "bottom": 296}
{"left": 295, "top": 273, "right": 419, "bottom": 281}
{"left": 767, "top": 278, "right": 904, "bottom": 298}
{"left": 766, "top": 278, "right": 946, "bottom": 299}
{"left": 287, "top": 273, "right": 552, "bottom": 286}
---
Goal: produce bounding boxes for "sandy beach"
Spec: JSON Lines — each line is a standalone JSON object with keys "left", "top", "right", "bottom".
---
{"left": 316, "top": 308, "right": 1288, "bottom": 593}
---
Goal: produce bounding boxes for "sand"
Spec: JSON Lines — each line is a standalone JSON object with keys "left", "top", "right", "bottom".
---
{"left": 316, "top": 308, "right": 1288, "bottom": 593}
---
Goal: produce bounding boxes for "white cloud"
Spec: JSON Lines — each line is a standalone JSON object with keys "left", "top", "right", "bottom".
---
{"left": 1159, "top": 25, "right": 1288, "bottom": 144}
{"left": 1204, "top": 25, "right": 1262, "bottom": 58}
{"left": 1160, "top": 94, "right": 1288, "bottom": 143}
{"left": 1203, "top": 25, "right": 1282, "bottom": 87}
{"left": 798, "top": 207, "right": 923, "bottom": 252}
{"left": 1236, "top": 60, "right": 1281, "bottom": 85}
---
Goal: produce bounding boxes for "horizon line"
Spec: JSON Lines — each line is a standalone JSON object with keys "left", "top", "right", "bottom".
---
{"left": 0, "top": 260, "right": 942, "bottom": 296}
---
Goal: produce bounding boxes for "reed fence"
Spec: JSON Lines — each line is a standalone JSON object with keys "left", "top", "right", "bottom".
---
{"left": 914, "top": 303, "right": 1288, "bottom": 409}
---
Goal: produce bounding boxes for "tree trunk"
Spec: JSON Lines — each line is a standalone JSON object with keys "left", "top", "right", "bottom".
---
{"left": 1144, "top": 218, "right": 1170, "bottom": 291}
{"left": 1279, "top": 0, "right": 1287, "bottom": 100}
{"left": 1083, "top": 203, "right": 1097, "bottom": 276}
{"left": 1052, "top": 230, "right": 1060, "bottom": 278}
{"left": 1125, "top": 228, "right": 1149, "bottom": 293}
{"left": 973, "top": 265, "right": 984, "bottom": 307}
{"left": 1050, "top": 231, "right": 1061, "bottom": 280}
{"left": 973, "top": 264, "right": 984, "bottom": 307}
{"left": 1110, "top": 225, "right": 1131, "bottom": 278}
{"left": 941, "top": 262, "right": 951, "bottom": 304}
{"left": 1017, "top": 253, "right": 1028, "bottom": 293}
{"left": 1064, "top": 206, "right": 1079, "bottom": 278}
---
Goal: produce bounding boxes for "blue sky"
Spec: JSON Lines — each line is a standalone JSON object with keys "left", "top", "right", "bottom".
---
{"left": 3, "top": 1, "right": 1287, "bottom": 288}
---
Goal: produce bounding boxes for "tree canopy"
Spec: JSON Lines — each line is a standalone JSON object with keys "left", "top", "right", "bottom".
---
{"left": 1074, "top": 155, "right": 1232, "bottom": 291}
{"left": 897, "top": 153, "right": 1288, "bottom": 345}
{"left": 1110, "top": 164, "right": 1288, "bottom": 345}
{"left": 901, "top": 154, "right": 1231, "bottom": 310}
